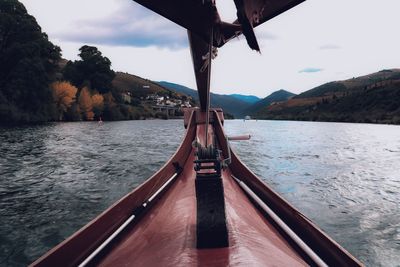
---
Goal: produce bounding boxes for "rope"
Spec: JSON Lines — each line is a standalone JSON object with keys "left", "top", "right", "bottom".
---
{"left": 205, "top": 27, "right": 213, "bottom": 147}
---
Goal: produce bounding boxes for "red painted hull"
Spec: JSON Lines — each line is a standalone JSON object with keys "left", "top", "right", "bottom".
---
{"left": 31, "top": 109, "right": 363, "bottom": 266}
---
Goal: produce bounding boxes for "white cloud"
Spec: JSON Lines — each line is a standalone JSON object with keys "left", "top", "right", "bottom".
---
{"left": 299, "top": 68, "right": 323, "bottom": 73}
{"left": 54, "top": 1, "right": 187, "bottom": 49}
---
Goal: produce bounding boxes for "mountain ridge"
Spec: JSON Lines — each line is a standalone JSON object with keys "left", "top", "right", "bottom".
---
{"left": 157, "top": 81, "right": 257, "bottom": 118}
{"left": 245, "top": 89, "right": 296, "bottom": 116}
{"left": 255, "top": 69, "right": 400, "bottom": 124}
{"left": 229, "top": 94, "right": 260, "bottom": 104}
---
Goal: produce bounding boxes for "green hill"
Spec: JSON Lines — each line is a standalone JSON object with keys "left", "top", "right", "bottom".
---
{"left": 229, "top": 94, "right": 260, "bottom": 104}
{"left": 256, "top": 69, "right": 400, "bottom": 124}
{"left": 113, "top": 72, "right": 172, "bottom": 97}
{"left": 295, "top": 69, "right": 400, "bottom": 99}
{"left": 244, "top": 89, "right": 296, "bottom": 116}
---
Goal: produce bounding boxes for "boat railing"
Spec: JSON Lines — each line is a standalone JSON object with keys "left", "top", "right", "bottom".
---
{"left": 78, "top": 172, "right": 180, "bottom": 267}
{"left": 232, "top": 175, "right": 328, "bottom": 267}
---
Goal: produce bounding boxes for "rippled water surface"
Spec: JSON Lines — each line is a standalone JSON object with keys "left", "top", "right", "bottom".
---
{"left": 226, "top": 120, "right": 400, "bottom": 267}
{"left": 0, "top": 120, "right": 399, "bottom": 266}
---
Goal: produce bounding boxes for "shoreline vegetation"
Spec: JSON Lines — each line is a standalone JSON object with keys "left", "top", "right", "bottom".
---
{"left": 0, "top": 0, "right": 193, "bottom": 125}
{"left": 1, "top": 0, "right": 399, "bottom": 126}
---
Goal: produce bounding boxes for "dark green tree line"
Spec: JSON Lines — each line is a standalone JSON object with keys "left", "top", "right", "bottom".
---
{"left": 0, "top": 0, "right": 61, "bottom": 123}
{"left": 63, "top": 45, "right": 115, "bottom": 94}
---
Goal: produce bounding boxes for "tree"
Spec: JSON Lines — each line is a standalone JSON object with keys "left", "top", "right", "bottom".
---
{"left": 0, "top": 0, "right": 61, "bottom": 123}
{"left": 63, "top": 45, "right": 115, "bottom": 93}
{"left": 78, "top": 87, "right": 94, "bottom": 120}
{"left": 91, "top": 92, "right": 104, "bottom": 118}
{"left": 102, "top": 92, "right": 123, "bottom": 120}
{"left": 51, "top": 81, "right": 78, "bottom": 120}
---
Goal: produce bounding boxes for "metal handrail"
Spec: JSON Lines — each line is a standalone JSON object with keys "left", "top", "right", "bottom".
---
{"left": 78, "top": 172, "right": 179, "bottom": 267}
{"left": 232, "top": 175, "right": 328, "bottom": 267}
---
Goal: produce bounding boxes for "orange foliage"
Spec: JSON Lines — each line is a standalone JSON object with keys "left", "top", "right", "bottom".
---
{"left": 91, "top": 93, "right": 104, "bottom": 110}
{"left": 78, "top": 87, "right": 94, "bottom": 120}
{"left": 51, "top": 81, "right": 78, "bottom": 118}
{"left": 91, "top": 92, "right": 104, "bottom": 118}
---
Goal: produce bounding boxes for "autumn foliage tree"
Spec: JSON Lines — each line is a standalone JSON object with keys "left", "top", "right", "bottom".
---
{"left": 78, "top": 87, "right": 94, "bottom": 120}
{"left": 51, "top": 81, "right": 78, "bottom": 120}
{"left": 63, "top": 46, "right": 115, "bottom": 93}
{"left": 91, "top": 93, "right": 104, "bottom": 118}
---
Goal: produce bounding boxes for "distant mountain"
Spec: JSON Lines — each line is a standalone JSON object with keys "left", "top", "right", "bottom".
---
{"left": 229, "top": 94, "right": 260, "bottom": 104}
{"left": 157, "top": 81, "right": 254, "bottom": 118}
{"left": 294, "top": 69, "right": 400, "bottom": 99}
{"left": 256, "top": 69, "right": 400, "bottom": 124}
{"left": 244, "top": 89, "right": 296, "bottom": 116}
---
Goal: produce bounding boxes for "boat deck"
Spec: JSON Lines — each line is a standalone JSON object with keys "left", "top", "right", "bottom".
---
{"left": 96, "top": 124, "right": 308, "bottom": 266}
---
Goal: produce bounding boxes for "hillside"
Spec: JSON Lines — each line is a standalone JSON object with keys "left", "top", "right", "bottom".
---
{"left": 256, "top": 69, "right": 400, "bottom": 124}
{"left": 244, "top": 89, "right": 296, "bottom": 116}
{"left": 294, "top": 69, "right": 400, "bottom": 99}
{"left": 109, "top": 72, "right": 195, "bottom": 119}
{"left": 113, "top": 72, "right": 172, "bottom": 97}
{"left": 157, "top": 81, "right": 256, "bottom": 118}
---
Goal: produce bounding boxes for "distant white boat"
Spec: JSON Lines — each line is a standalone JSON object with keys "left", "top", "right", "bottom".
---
{"left": 244, "top": 115, "right": 251, "bottom": 120}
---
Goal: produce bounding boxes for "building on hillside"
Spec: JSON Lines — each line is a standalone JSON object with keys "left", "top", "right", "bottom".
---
{"left": 156, "top": 96, "right": 164, "bottom": 103}
{"left": 147, "top": 94, "right": 164, "bottom": 104}
{"left": 146, "top": 94, "right": 158, "bottom": 100}
{"left": 165, "top": 100, "right": 176, "bottom": 106}
{"left": 121, "top": 92, "right": 132, "bottom": 104}
{"left": 181, "top": 101, "right": 192, "bottom": 108}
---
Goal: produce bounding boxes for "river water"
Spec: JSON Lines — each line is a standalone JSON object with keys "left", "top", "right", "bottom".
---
{"left": 0, "top": 120, "right": 399, "bottom": 266}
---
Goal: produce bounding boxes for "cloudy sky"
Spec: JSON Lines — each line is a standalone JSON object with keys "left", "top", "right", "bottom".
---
{"left": 20, "top": 0, "right": 400, "bottom": 97}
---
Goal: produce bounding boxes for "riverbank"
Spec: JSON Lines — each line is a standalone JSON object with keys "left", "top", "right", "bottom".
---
{"left": 254, "top": 116, "right": 400, "bottom": 125}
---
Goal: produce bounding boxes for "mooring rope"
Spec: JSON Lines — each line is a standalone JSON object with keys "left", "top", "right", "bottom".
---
{"left": 205, "top": 27, "right": 213, "bottom": 147}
